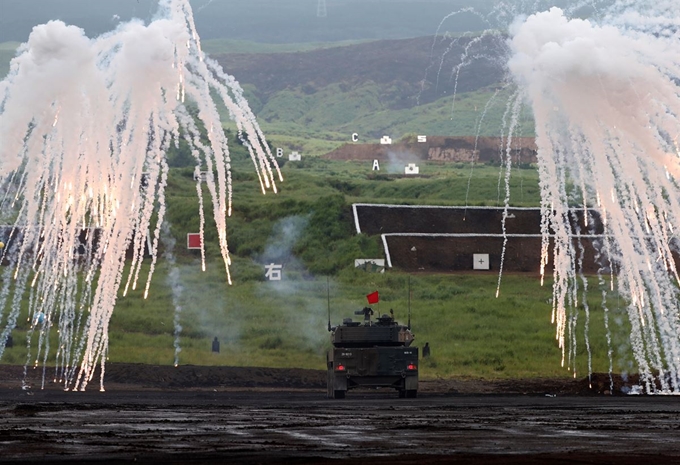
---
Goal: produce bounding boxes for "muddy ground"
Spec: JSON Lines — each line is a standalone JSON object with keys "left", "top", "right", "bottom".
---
{"left": 1, "top": 364, "right": 679, "bottom": 464}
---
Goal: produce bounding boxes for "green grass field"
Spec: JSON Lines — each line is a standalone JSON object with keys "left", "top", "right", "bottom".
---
{"left": 0, "top": 35, "right": 624, "bottom": 382}
{"left": 0, "top": 145, "right": 636, "bottom": 381}
{"left": 0, "top": 258, "right": 633, "bottom": 381}
{"left": 102, "top": 270, "right": 631, "bottom": 380}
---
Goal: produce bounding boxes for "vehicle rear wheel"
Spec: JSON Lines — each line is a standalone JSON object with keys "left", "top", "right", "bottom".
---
{"left": 405, "top": 390, "right": 417, "bottom": 398}
{"left": 333, "top": 390, "right": 346, "bottom": 399}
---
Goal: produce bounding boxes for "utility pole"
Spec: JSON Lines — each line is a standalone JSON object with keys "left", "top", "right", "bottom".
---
{"left": 317, "top": 0, "right": 327, "bottom": 18}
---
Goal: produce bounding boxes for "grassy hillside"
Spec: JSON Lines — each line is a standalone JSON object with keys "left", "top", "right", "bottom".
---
{"left": 258, "top": 86, "right": 534, "bottom": 156}
{"left": 201, "top": 38, "right": 372, "bottom": 55}
{"left": 0, "top": 20, "right": 617, "bottom": 382}
{"left": 1, "top": 35, "right": 526, "bottom": 152}
{"left": 211, "top": 35, "right": 526, "bottom": 155}
{"left": 1, "top": 31, "right": 527, "bottom": 154}
{"left": 1, "top": 251, "right": 630, "bottom": 380}
{"left": 0, "top": 140, "right": 635, "bottom": 381}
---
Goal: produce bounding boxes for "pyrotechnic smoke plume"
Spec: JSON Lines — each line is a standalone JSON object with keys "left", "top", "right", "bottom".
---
{"left": 508, "top": 2, "right": 680, "bottom": 392}
{"left": 0, "top": 0, "right": 281, "bottom": 391}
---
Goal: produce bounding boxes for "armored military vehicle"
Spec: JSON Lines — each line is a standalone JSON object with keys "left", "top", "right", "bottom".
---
{"left": 326, "top": 307, "right": 418, "bottom": 399}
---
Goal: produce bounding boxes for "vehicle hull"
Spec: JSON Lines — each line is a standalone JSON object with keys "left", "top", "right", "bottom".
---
{"left": 327, "top": 346, "right": 418, "bottom": 398}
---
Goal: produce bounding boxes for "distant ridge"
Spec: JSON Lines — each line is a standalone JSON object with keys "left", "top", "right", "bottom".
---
{"left": 216, "top": 35, "right": 506, "bottom": 107}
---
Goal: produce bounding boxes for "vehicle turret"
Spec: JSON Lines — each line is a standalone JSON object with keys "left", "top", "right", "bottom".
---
{"left": 329, "top": 307, "right": 414, "bottom": 348}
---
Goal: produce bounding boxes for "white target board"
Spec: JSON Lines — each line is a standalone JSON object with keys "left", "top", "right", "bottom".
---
{"left": 473, "top": 254, "right": 490, "bottom": 270}
{"left": 405, "top": 163, "right": 419, "bottom": 175}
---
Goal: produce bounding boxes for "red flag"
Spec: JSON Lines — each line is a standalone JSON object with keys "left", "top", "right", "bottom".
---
{"left": 366, "top": 291, "right": 379, "bottom": 304}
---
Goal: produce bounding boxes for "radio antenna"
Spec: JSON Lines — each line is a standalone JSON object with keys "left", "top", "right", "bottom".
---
{"left": 327, "top": 276, "right": 332, "bottom": 331}
{"left": 408, "top": 275, "right": 412, "bottom": 330}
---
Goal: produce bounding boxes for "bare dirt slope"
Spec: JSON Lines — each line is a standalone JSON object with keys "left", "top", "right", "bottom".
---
{"left": 323, "top": 136, "right": 537, "bottom": 163}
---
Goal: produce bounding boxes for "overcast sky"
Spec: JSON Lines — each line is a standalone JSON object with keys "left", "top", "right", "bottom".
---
{"left": 0, "top": 1, "right": 495, "bottom": 43}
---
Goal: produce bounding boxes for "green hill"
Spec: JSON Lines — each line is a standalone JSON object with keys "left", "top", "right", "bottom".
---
{"left": 0, "top": 139, "right": 629, "bottom": 381}
{"left": 211, "top": 35, "right": 530, "bottom": 155}
{"left": 1, "top": 33, "right": 529, "bottom": 156}
{"left": 0, "top": 19, "right": 615, "bottom": 383}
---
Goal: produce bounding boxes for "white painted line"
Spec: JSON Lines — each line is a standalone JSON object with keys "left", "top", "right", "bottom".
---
{"left": 381, "top": 234, "right": 393, "bottom": 268}
{"left": 352, "top": 203, "right": 362, "bottom": 234}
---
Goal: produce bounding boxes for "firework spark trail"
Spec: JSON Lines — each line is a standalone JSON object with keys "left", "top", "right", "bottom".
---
{"left": 598, "top": 271, "right": 615, "bottom": 392}
{"left": 463, "top": 86, "right": 507, "bottom": 219}
{"left": 418, "top": 6, "right": 497, "bottom": 106}
{"left": 495, "top": 89, "right": 523, "bottom": 298}
{"left": 159, "top": 221, "right": 183, "bottom": 367}
{"left": 196, "top": 0, "right": 215, "bottom": 13}
{"left": 435, "top": 34, "right": 462, "bottom": 94}
{"left": 574, "top": 221, "right": 593, "bottom": 385}
{"left": 509, "top": 4, "right": 680, "bottom": 392}
{"left": 449, "top": 31, "right": 505, "bottom": 118}
{"left": 0, "top": 0, "right": 279, "bottom": 390}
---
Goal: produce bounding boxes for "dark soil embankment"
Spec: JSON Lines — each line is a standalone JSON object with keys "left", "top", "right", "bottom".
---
{"left": 323, "top": 136, "right": 537, "bottom": 163}
{"left": 0, "top": 363, "right": 642, "bottom": 395}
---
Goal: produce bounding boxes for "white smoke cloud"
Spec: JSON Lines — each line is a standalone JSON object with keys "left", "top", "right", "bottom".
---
{"left": 509, "top": 9, "right": 646, "bottom": 85}
{"left": 259, "top": 215, "right": 309, "bottom": 266}
{"left": 508, "top": 5, "right": 680, "bottom": 391}
{"left": 255, "top": 216, "right": 328, "bottom": 350}
{"left": 0, "top": 22, "right": 96, "bottom": 174}
{"left": 0, "top": 0, "right": 281, "bottom": 390}
{"left": 386, "top": 149, "right": 419, "bottom": 174}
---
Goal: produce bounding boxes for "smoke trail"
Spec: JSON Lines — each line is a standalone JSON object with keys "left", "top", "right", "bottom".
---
{"left": 160, "top": 221, "right": 183, "bottom": 367}
{"left": 509, "top": 3, "right": 680, "bottom": 392}
{"left": 256, "top": 216, "right": 329, "bottom": 350}
{"left": 0, "top": 0, "right": 281, "bottom": 390}
{"left": 196, "top": 0, "right": 216, "bottom": 13}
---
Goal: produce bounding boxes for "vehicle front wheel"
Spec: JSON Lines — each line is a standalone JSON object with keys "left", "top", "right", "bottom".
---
{"left": 333, "top": 390, "right": 346, "bottom": 399}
